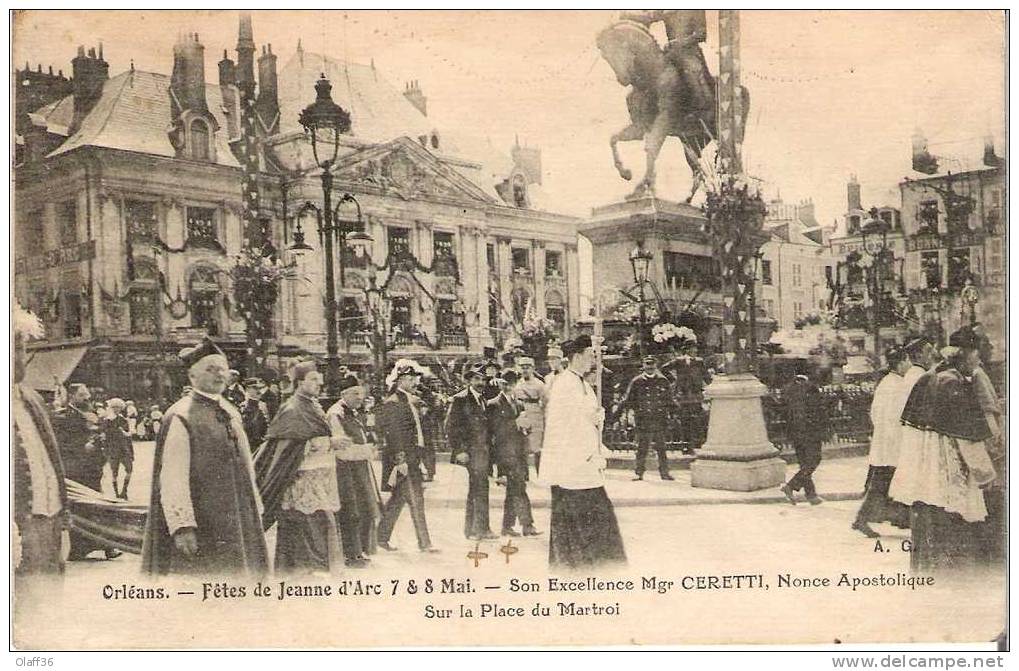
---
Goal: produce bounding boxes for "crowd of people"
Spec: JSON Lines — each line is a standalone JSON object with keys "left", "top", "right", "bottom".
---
{"left": 13, "top": 290, "right": 1002, "bottom": 582}
{"left": 779, "top": 325, "right": 1005, "bottom": 572}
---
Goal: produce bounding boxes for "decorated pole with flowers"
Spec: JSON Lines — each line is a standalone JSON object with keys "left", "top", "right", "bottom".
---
{"left": 689, "top": 10, "right": 786, "bottom": 492}
{"left": 230, "top": 246, "right": 287, "bottom": 376}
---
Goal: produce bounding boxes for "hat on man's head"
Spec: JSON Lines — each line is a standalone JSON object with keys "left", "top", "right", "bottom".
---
{"left": 500, "top": 369, "right": 520, "bottom": 385}
{"left": 948, "top": 327, "right": 979, "bottom": 351}
{"left": 884, "top": 345, "right": 906, "bottom": 368}
{"left": 642, "top": 355, "right": 657, "bottom": 365}
{"left": 561, "top": 334, "right": 593, "bottom": 359}
{"left": 518, "top": 356, "right": 535, "bottom": 366}
{"left": 178, "top": 337, "right": 227, "bottom": 369}
{"left": 546, "top": 346, "right": 563, "bottom": 359}
{"left": 243, "top": 377, "right": 266, "bottom": 388}
{"left": 290, "top": 360, "right": 319, "bottom": 383}
{"left": 337, "top": 373, "right": 361, "bottom": 393}
{"left": 464, "top": 362, "right": 487, "bottom": 381}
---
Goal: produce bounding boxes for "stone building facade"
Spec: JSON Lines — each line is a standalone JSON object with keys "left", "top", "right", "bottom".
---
{"left": 14, "top": 17, "right": 581, "bottom": 402}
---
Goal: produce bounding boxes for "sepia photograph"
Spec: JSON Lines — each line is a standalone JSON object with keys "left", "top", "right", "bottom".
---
{"left": 9, "top": 8, "right": 1008, "bottom": 652}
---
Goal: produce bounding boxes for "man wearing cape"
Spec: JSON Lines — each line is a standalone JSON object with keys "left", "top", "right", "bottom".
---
{"left": 254, "top": 361, "right": 346, "bottom": 574}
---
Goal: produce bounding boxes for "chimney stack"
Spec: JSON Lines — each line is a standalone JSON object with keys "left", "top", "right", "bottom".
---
{"left": 847, "top": 174, "right": 861, "bottom": 211}
{"left": 71, "top": 43, "right": 109, "bottom": 132}
{"left": 170, "top": 31, "right": 209, "bottom": 114}
{"left": 983, "top": 134, "right": 1002, "bottom": 168}
{"left": 403, "top": 80, "right": 427, "bottom": 116}
{"left": 911, "top": 128, "right": 939, "bottom": 174}
{"left": 236, "top": 11, "right": 256, "bottom": 100}
{"left": 256, "top": 42, "right": 279, "bottom": 133}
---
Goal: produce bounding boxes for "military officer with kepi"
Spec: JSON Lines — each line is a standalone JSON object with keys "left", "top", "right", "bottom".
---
{"left": 617, "top": 355, "right": 678, "bottom": 481}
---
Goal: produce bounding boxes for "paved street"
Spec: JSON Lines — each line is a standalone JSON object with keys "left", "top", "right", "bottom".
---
{"left": 30, "top": 441, "right": 1003, "bottom": 648}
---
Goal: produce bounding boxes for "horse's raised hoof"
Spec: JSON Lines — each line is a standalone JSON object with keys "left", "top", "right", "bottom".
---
{"left": 619, "top": 168, "right": 632, "bottom": 181}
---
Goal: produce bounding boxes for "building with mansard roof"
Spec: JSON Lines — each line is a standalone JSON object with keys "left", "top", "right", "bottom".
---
{"left": 13, "top": 18, "right": 581, "bottom": 403}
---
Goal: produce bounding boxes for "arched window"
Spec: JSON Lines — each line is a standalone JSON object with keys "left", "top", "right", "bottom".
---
{"left": 190, "top": 120, "right": 210, "bottom": 161}
{"left": 129, "top": 259, "right": 161, "bottom": 336}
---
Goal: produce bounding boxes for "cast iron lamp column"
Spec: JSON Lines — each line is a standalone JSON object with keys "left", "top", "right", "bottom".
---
{"left": 629, "top": 245, "right": 653, "bottom": 357}
{"left": 298, "top": 74, "right": 373, "bottom": 394}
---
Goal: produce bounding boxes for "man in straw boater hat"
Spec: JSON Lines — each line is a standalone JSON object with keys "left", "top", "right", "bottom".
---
{"left": 12, "top": 302, "right": 69, "bottom": 578}
{"left": 142, "top": 337, "right": 268, "bottom": 576}
{"left": 375, "top": 360, "right": 440, "bottom": 553}
{"left": 446, "top": 362, "right": 497, "bottom": 540}
{"left": 326, "top": 372, "right": 383, "bottom": 567}
{"left": 541, "top": 335, "right": 626, "bottom": 568}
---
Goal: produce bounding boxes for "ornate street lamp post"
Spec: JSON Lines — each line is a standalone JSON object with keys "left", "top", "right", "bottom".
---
{"left": 629, "top": 244, "right": 653, "bottom": 357}
{"left": 298, "top": 74, "right": 374, "bottom": 394}
{"left": 860, "top": 213, "right": 892, "bottom": 360}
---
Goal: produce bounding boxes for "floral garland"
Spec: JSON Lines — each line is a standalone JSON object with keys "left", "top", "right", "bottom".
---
{"left": 230, "top": 248, "right": 288, "bottom": 343}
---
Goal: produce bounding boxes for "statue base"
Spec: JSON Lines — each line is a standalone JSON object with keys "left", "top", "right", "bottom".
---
{"left": 690, "top": 372, "right": 786, "bottom": 492}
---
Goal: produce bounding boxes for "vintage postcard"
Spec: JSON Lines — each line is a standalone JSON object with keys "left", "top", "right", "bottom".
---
{"left": 10, "top": 9, "right": 1007, "bottom": 650}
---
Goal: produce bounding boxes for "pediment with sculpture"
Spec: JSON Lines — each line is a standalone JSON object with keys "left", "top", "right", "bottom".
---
{"left": 331, "top": 137, "right": 494, "bottom": 205}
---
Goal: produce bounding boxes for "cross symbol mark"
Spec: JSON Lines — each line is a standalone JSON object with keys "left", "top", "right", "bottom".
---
{"left": 500, "top": 539, "right": 518, "bottom": 565}
{"left": 467, "top": 543, "right": 488, "bottom": 568}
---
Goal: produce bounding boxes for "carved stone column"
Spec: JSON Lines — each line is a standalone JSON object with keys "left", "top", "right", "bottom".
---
{"left": 497, "top": 236, "right": 513, "bottom": 332}
{"left": 565, "top": 243, "right": 581, "bottom": 338}
{"left": 533, "top": 240, "right": 547, "bottom": 322}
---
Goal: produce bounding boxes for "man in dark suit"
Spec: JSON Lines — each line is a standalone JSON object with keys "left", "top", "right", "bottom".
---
{"left": 617, "top": 356, "right": 680, "bottom": 480}
{"left": 375, "top": 363, "right": 439, "bottom": 553}
{"left": 53, "top": 383, "right": 122, "bottom": 561}
{"left": 488, "top": 370, "right": 539, "bottom": 537}
{"left": 446, "top": 363, "right": 497, "bottom": 540}
{"left": 780, "top": 365, "right": 831, "bottom": 506}
{"left": 239, "top": 378, "right": 269, "bottom": 451}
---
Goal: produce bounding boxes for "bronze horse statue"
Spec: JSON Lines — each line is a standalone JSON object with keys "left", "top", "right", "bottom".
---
{"left": 597, "top": 20, "right": 749, "bottom": 202}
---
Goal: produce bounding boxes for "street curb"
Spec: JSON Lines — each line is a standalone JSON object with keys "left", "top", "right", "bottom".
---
{"left": 426, "top": 489, "right": 866, "bottom": 510}
{"left": 604, "top": 441, "right": 870, "bottom": 471}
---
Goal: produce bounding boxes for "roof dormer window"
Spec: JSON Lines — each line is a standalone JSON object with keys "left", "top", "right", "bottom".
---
{"left": 190, "top": 119, "right": 210, "bottom": 161}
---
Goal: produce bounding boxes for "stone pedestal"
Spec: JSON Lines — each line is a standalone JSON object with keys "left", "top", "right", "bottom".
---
{"left": 691, "top": 372, "right": 785, "bottom": 491}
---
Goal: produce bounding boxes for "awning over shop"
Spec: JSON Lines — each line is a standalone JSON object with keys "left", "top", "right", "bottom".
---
{"left": 22, "top": 346, "right": 88, "bottom": 391}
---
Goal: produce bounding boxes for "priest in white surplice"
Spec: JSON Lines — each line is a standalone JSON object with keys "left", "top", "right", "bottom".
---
{"left": 541, "top": 335, "right": 626, "bottom": 568}
{"left": 852, "top": 345, "right": 914, "bottom": 538}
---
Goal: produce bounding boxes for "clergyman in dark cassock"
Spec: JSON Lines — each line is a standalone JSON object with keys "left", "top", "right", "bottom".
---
{"left": 447, "top": 363, "right": 497, "bottom": 540}
{"left": 254, "top": 361, "right": 344, "bottom": 575}
{"left": 375, "top": 362, "right": 438, "bottom": 553}
{"left": 487, "top": 370, "right": 539, "bottom": 537}
{"left": 541, "top": 335, "right": 626, "bottom": 569}
{"left": 327, "top": 373, "right": 382, "bottom": 567}
{"left": 13, "top": 306, "right": 69, "bottom": 577}
{"left": 142, "top": 338, "right": 268, "bottom": 577}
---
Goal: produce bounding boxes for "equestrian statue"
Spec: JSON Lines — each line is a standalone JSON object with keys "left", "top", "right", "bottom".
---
{"left": 597, "top": 10, "right": 750, "bottom": 203}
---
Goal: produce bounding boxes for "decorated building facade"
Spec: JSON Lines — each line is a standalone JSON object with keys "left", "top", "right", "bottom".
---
{"left": 13, "top": 18, "right": 581, "bottom": 402}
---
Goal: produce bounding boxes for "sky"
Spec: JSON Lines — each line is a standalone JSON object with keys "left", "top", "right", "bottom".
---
{"left": 13, "top": 9, "right": 1006, "bottom": 226}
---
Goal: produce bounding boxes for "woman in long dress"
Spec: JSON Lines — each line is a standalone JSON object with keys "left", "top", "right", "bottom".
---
{"left": 889, "top": 330, "right": 994, "bottom": 571}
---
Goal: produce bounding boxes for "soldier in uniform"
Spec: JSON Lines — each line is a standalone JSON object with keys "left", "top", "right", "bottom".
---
{"left": 616, "top": 356, "right": 678, "bottom": 481}
{"left": 513, "top": 356, "right": 547, "bottom": 475}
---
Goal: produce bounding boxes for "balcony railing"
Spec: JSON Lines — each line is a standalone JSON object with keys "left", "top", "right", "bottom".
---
{"left": 437, "top": 332, "right": 468, "bottom": 349}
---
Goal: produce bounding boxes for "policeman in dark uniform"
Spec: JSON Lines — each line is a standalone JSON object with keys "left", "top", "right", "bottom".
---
{"left": 617, "top": 356, "right": 678, "bottom": 481}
